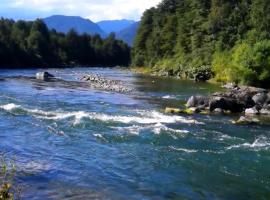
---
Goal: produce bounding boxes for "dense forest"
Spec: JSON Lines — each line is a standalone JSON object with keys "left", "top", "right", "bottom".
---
{"left": 132, "top": 0, "right": 270, "bottom": 86}
{"left": 0, "top": 18, "right": 130, "bottom": 68}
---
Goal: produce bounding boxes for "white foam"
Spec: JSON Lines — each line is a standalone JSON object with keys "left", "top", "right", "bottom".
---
{"left": 226, "top": 136, "right": 270, "bottom": 151}
{"left": 152, "top": 123, "right": 189, "bottom": 135}
{"left": 0, "top": 103, "right": 21, "bottom": 111}
{"left": 162, "top": 95, "right": 176, "bottom": 99}
{"left": 0, "top": 103, "right": 203, "bottom": 126}
{"left": 169, "top": 146, "right": 198, "bottom": 153}
{"left": 113, "top": 123, "right": 189, "bottom": 136}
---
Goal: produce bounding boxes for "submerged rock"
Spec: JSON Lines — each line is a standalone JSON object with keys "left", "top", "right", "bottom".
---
{"left": 165, "top": 107, "right": 182, "bottom": 114}
{"left": 233, "top": 116, "right": 259, "bottom": 125}
{"left": 36, "top": 72, "right": 54, "bottom": 81}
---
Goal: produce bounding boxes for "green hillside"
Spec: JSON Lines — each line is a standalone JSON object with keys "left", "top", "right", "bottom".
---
{"left": 132, "top": 0, "right": 270, "bottom": 86}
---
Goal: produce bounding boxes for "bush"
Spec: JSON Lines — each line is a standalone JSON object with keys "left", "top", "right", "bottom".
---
{"left": 213, "top": 41, "right": 270, "bottom": 87}
{"left": 0, "top": 154, "right": 19, "bottom": 200}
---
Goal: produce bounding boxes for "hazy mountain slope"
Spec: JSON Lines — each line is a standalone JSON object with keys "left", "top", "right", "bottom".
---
{"left": 43, "top": 15, "right": 106, "bottom": 36}
{"left": 116, "top": 22, "right": 140, "bottom": 46}
{"left": 97, "top": 19, "right": 135, "bottom": 34}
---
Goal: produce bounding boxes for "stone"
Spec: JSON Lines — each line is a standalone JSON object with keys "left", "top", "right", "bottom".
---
{"left": 213, "top": 108, "right": 224, "bottom": 114}
{"left": 252, "top": 93, "right": 268, "bottom": 105}
{"left": 260, "top": 109, "right": 270, "bottom": 115}
{"left": 36, "top": 72, "right": 54, "bottom": 81}
{"left": 222, "top": 83, "right": 237, "bottom": 90}
{"left": 245, "top": 107, "right": 259, "bottom": 115}
{"left": 233, "top": 116, "right": 259, "bottom": 125}
{"left": 186, "top": 96, "right": 209, "bottom": 108}
{"left": 165, "top": 108, "right": 182, "bottom": 114}
{"left": 209, "top": 97, "right": 244, "bottom": 113}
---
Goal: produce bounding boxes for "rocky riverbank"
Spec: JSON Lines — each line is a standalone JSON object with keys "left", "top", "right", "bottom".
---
{"left": 166, "top": 83, "right": 270, "bottom": 124}
{"left": 80, "top": 74, "right": 133, "bottom": 93}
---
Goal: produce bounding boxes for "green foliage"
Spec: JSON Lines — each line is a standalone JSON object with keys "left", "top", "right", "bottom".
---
{"left": 212, "top": 41, "right": 270, "bottom": 86}
{"left": 0, "top": 154, "right": 18, "bottom": 200}
{"left": 0, "top": 18, "right": 130, "bottom": 68}
{"left": 132, "top": 0, "right": 270, "bottom": 86}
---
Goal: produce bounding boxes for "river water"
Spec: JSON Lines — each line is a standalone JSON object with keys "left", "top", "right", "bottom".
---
{"left": 0, "top": 68, "right": 269, "bottom": 199}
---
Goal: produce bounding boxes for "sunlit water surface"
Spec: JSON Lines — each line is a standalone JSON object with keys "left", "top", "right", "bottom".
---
{"left": 0, "top": 68, "right": 269, "bottom": 200}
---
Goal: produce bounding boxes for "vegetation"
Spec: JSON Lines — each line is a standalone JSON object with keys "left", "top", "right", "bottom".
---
{"left": 132, "top": 0, "right": 270, "bottom": 87}
{"left": 0, "top": 154, "right": 18, "bottom": 200}
{"left": 0, "top": 18, "right": 130, "bottom": 68}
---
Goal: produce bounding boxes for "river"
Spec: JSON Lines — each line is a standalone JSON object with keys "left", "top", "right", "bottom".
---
{"left": 0, "top": 67, "right": 269, "bottom": 199}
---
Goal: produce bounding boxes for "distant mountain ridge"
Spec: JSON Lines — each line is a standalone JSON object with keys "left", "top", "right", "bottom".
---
{"left": 43, "top": 15, "right": 139, "bottom": 46}
{"left": 116, "top": 22, "right": 140, "bottom": 46}
{"left": 97, "top": 19, "right": 135, "bottom": 34}
{"left": 43, "top": 15, "right": 106, "bottom": 37}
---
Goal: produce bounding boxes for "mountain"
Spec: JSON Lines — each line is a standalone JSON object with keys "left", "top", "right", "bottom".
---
{"left": 132, "top": 0, "right": 270, "bottom": 87}
{"left": 97, "top": 19, "right": 135, "bottom": 34}
{"left": 116, "top": 22, "right": 140, "bottom": 46}
{"left": 43, "top": 15, "right": 106, "bottom": 37}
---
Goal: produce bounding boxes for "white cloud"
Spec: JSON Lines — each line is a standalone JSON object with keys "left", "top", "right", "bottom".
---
{"left": 1, "top": 0, "right": 162, "bottom": 21}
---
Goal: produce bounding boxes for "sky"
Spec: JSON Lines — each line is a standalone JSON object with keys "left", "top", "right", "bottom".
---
{"left": 0, "top": 0, "right": 162, "bottom": 22}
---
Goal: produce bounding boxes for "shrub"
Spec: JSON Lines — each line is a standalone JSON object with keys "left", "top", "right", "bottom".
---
{"left": 0, "top": 154, "right": 19, "bottom": 200}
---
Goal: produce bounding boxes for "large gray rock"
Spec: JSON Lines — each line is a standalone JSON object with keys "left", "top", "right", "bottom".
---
{"left": 252, "top": 93, "right": 268, "bottom": 105}
{"left": 186, "top": 96, "right": 209, "bottom": 108}
{"left": 209, "top": 97, "right": 244, "bottom": 113}
{"left": 36, "top": 72, "right": 54, "bottom": 81}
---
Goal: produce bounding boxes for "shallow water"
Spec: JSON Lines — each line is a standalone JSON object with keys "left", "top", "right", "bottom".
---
{"left": 0, "top": 68, "right": 269, "bottom": 200}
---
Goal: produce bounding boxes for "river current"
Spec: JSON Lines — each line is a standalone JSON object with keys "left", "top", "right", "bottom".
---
{"left": 0, "top": 68, "right": 269, "bottom": 199}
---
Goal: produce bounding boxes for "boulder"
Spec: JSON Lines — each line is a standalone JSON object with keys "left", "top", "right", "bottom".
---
{"left": 209, "top": 97, "right": 244, "bottom": 113}
{"left": 233, "top": 116, "right": 259, "bottom": 125}
{"left": 213, "top": 108, "right": 224, "bottom": 114}
{"left": 260, "top": 109, "right": 270, "bottom": 115}
{"left": 36, "top": 72, "right": 54, "bottom": 81}
{"left": 222, "top": 83, "right": 237, "bottom": 90}
{"left": 165, "top": 107, "right": 197, "bottom": 115}
{"left": 165, "top": 107, "right": 182, "bottom": 114}
{"left": 186, "top": 96, "right": 209, "bottom": 108}
{"left": 235, "top": 92, "right": 255, "bottom": 108}
{"left": 252, "top": 93, "right": 268, "bottom": 106}
{"left": 245, "top": 107, "right": 259, "bottom": 115}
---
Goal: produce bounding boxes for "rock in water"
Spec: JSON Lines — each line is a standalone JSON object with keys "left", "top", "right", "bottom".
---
{"left": 186, "top": 96, "right": 209, "bottom": 108}
{"left": 209, "top": 97, "right": 244, "bottom": 113}
{"left": 233, "top": 116, "right": 259, "bottom": 125}
{"left": 260, "top": 109, "right": 270, "bottom": 115}
{"left": 252, "top": 93, "right": 268, "bottom": 106}
{"left": 222, "top": 83, "right": 237, "bottom": 90}
{"left": 165, "top": 108, "right": 182, "bottom": 114}
{"left": 245, "top": 107, "right": 259, "bottom": 115}
{"left": 36, "top": 72, "right": 54, "bottom": 81}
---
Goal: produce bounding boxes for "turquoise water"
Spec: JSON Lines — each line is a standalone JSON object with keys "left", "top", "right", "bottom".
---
{"left": 0, "top": 68, "right": 269, "bottom": 200}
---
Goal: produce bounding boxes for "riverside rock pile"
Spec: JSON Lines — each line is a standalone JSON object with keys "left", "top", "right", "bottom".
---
{"left": 81, "top": 74, "right": 133, "bottom": 93}
{"left": 179, "top": 85, "right": 270, "bottom": 125}
{"left": 186, "top": 85, "right": 270, "bottom": 116}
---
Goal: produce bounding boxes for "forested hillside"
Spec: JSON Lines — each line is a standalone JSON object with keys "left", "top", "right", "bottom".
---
{"left": 0, "top": 19, "right": 130, "bottom": 68}
{"left": 132, "top": 0, "right": 270, "bottom": 86}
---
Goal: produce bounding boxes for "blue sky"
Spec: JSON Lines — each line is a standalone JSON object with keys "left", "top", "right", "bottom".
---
{"left": 0, "top": 0, "right": 162, "bottom": 22}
